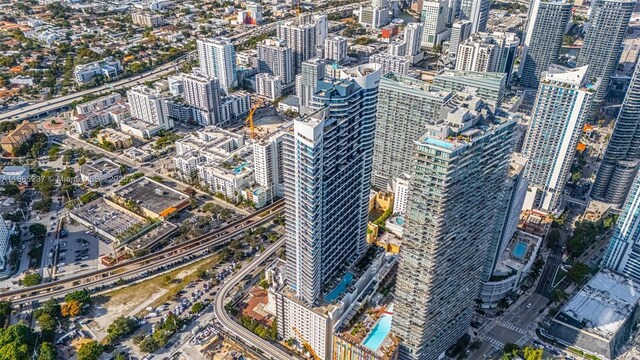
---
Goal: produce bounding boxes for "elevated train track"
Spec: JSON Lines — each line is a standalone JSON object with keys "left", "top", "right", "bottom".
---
{"left": 1, "top": 200, "right": 284, "bottom": 305}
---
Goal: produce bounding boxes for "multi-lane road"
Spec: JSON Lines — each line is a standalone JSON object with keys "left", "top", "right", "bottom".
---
{"left": 214, "top": 236, "right": 296, "bottom": 360}
{"left": 1, "top": 201, "right": 284, "bottom": 305}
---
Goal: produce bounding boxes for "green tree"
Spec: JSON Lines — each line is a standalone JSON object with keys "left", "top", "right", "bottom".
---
{"left": 0, "top": 323, "right": 37, "bottom": 360}
{"left": 37, "top": 342, "right": 56, "bottom": 360}
{"left": 36, "top": 313, "right": 57, "bottom": 342}
{"left": 77, "top": 340, "right": 104, "bottom": 360}
{"left": 2, "top": 184, "right": 19, "bottom": 197}
{"left": 107, "top": 316, "right": 138, "bottom": 343}
{"left": 190, "top": 302, "right": 204, "bottom": 314}
{"left": 0, "top": 301, "right": 11, "bottom": 327}
{"left": 523, "top": 346, "right": 543, "bottom": 360}
{"left": 65, "top": 290, "right": 91, "bottom": 305}
{"left": 568, "top": 262, "right": 591, "bottom": 284}
{"left": 29, "top": 224, "right": 47, "bottom": 239}
{"left": 22, "top": 272, "right": 42, "bottom": 287}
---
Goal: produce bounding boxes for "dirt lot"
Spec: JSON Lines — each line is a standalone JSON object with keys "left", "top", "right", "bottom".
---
{"left": 87, "top": 255, "right": 222, "bottom": 341}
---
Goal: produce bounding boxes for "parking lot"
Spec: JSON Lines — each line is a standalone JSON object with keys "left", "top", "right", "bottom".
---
{"left": 54, "top": 222, "right": 114, "bottom": 280}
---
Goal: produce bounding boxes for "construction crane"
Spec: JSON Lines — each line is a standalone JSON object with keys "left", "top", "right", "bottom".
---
{"left": 245, "top": 99, "right": 263, "bottom": 139}
{"left": 292, "top": 326, "right": 320, "bottom": 360}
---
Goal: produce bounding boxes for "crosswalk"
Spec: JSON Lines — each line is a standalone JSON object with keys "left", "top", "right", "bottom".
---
{"left": 485, "top": 337, "right": 504, "bottom": 349}
{"left": 516, "top": 335, "right": 531, "bottom": 347}
{"left": 499, "top": 321, "right": 528, "bottom": 335}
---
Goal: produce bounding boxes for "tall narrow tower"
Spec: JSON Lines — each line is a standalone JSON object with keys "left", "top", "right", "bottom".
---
{"left": 196, "top": 37, "right": 237, "bottom": 93}
{"left": 392, "top": 95, "right": 516, "bottom": 360}
{"left": 522, "top": 65, "right": 598, "bottom": 211}
{"left": 519, "top": 0, "right": 572, "bottom": 89}
{"left": 576, "top": 0, "right": 635, "bottom": 118}
{"left": 284, "top": 64, "right": 382, "bottom": 305}
{"left": 592, "top": 62, "right": 640, "bottom": 204}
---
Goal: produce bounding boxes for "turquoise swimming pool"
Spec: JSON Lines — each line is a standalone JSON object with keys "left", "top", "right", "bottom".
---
{"left": 396, "top": 217, "right": 405, "bottom": 225}
{"left": 512, "top": 241, "right": 528, "bottom": 259}
{"left": 233, "top": 163, "right": 248, "bottom": 174}
{"left": 362, "top": 305, "right": 394, "bottom": 352}
{"left": 324, "top": 272, "right": 354, "bottom": 302}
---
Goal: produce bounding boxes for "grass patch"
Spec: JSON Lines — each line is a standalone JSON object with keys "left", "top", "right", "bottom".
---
{"left": 103, "top": 254, "right": 221, "bottom": 316}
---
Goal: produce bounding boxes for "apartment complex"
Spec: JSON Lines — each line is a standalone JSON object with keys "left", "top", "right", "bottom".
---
{"left": 519, "top": 0, "right": 572, "bottom": 89}
{"left": 522, "top": 65, "right": 598, "bottom": 211}
{"left": 576, "top": 0, "right": 635, "bottom": 118}
{"left": 182, "top": 72, "right": 222, "bottom": 126}
{"left": 369, "top": 54, "right": 410, "bottom": 75}
{"left": 255, "top": 73, "right": 282, "bottom": 101}
{"left": 126, "top": 85, "right": 174, "bottom": 130}
{"left": 324, "top": 36, "right": 348, "bottom": 64}
{"left": 257, "top": 38, "right": 295, "bottom": 85}
{"left": 372, "top": 73, "right": 453, "bottom": 189}
{"left": 196, "top": 37, "right": 238, "bottom": 92}
{"left": 0, "top": 121, "right": 38, "bottom": 156}
{"left": 393, "top": 95, "right": 516, "bottom": 360}
{"left": 455, "top": 32, "right": 519, "bottom": 80}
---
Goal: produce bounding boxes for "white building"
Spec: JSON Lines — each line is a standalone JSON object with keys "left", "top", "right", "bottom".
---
{"left": 522, "top": 65, "right": 598, "bottom": 211}
{"left": 459, "top": 0, "right": 491, "bottom": 33}
{"left": 127, "top": 85, "right": 173, "bottom": 130}
{"left": 359, "top": 0, "right": 390, "bottom": 28}
{"left": 255, "top": 73, "right": 282, "bottom": 101}
{"left": 277, "top": 19, "right": 318, "bottom": 72}
{"left": 388, "top": 40, "right": 407, "bottom": 56}
{"left": 449, "top": 20, "right": 472, "bottom": 56}
{"left": 324, "top": 36, "right": 348, "bottom": 64}
{"left": 313, "top": 14, "right": 329, "bottom": 45}
{"left": 197, "top": 37, "right": 238, "bottom": 92}
{"left": 392, "top": 175, "right": 410, "bottom": 214}
{"left": 131, "top": 11, "right": 164, "bottom": 27}
{"left": 9, "top": 76, "right": 35, "bottom": 86}
{"left": 76, "top": 93, "right": 122, "bottom": 115}
{"left": 173, "top": 128, "right": 252, "bottom": 201}
{"left": 404, "top": 22, "right": 424, "bottom": 56}
{"left": 182, "top": 72, "right": 222, "bottom": 126}
{"left": 455, "top": 32, "right": 519, "bottom": 79}
{"left": 296, "top": 58, "right": 326, "bottom": 110}
{"left": 253, "top": 131, "right": 286, "bottom": 204}
{"left": 168, "top": 75, "right": 184, "bottom": 96}
{"left": 79, "top": 158, "right": 121, "bottom": 184}
{"left": 257, "top": 38, "right": 295, "bottom": 85}
{"left": 421, "top": 0, "right": 448, "bottom": 48}
{"left": 369, "top": 54, "right": 410, "bottom": 75}
{"left": 220, "top": 91, "right": 252, "bottom": 123}
{"left": 74, "top": 57, "right": 122, "bottom": 84}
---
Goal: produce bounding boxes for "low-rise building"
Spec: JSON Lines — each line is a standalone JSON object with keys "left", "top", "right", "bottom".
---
{"left": 369, "top": 54, "right": 410, "bottom": 75}
{"left": 0, "top": 121, "right": 38, "bottom": 156}
{"left": 97, "top": 128, "right": 133, "bottom": 149}
{"left": 173, "top": 127, "right": 252, "bottom": 201}
{"left": 9, "top": 76, "right": 35, "bottom": 86}
{"left": 79, "top": 158, "right": 121, "bottom": 184}
{"left": 548, "top": 270, "right": 640, "bottom": 360}
{"left": 0, "top": 166, "right": 29, "bottom": 185}
{"left": 112, "top": 177, "right": 190, "bottom": 219}
{"left": 131, "top": 11, "right": 164, "bottom": 27}
{"left": 74, "top": 57, "right": 122, "bottom": 84}
{"left": 76, "top": 93, "right": 122, "bottom": 115}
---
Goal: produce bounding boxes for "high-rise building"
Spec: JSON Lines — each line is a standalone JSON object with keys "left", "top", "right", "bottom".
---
{"left": 421, "top": 0, "right": 448, "bottom": 48}
{"left": 404, "top": 22, "right": 424, "bottom": 56}
{"left": 253, "top": 131, "right": 286, "bottom": 203}
{"left": 324, "top": 36, "right": 348, "bottom": 64}
{"left": 603, "top": 172, "right": 640, "bottom": 281}
{"left": 449, "top": 20, "right": 472, "bottom": 56}
{"left": 255, "top": 73, "right": 282, "bottom": 101}
{"left": 296, "top": 58, "right": 326, "bottom": 110}
{"left": 196, "top": 37, "right": 238, "bottom": 92}
{"left": 576, "top": 0, "right": 635, "bottom": 118}
{"left": 182, "top": 72, "right": 221, "bottom": 126}
{"left": 454, "top": 32, "right": 519, "bottom": 80}
{"left": 591, "top": 61, "right": 640, "bottom": 205}
{"left": 257, "top": 38, "right": 295, "bottom": 85}
{"left": 278, "top": 19, "right": 318, "bottom": 72}
{"left": 312, "top": 14, "right": 328, "bottom": 45}
{"left": 369, "top": 54, "right": 411, "bottom": 75}
{"left": 284, "top": 64, "right": 382, "bottom": 305}
{"left": 389, "top": 40, "right": 407, "bottom": 56}
{"left": 359, "top": 0, "right": 390, "bottom": 28}
{"left": 127, "top": 85, "right": 173, "bottom": 130}
{"left": 0, "top": 215, "right": 10, "bottom": 270}
{"left": 519, "top": 0, "right": 572, "bottom": 89}
{"left": 393, "top": 95, "right": 516, "bottom": 360}
{"left": 459, "top": 0, "right": 490, "bottom": 33}
{"left": 522, "top": 65, "right": 598, "bottom": 211}
{"left": 432, "top": 68, "right": 507, "bottom": 108}
{"left": 372, "top": 73, "right": 454, "bottom": 189}
{"left": 483, "top": 155, "right": 528, "bottom": 279}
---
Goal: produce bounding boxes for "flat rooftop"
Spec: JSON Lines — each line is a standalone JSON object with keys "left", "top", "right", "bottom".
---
{"left": 80, "top": 158, "right": 119, "bottom": 177}
{"left": 113, "top": 177, "right": 189, "bottom": 215}
{"left": 553, "top": 270, "right": 640, "bottom": 340}
{"left": 71, "top": 198, "right": 147, "bottom": 241}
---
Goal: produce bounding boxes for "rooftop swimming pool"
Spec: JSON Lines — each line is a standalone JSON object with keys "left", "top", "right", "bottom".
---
{"left": 396, "top": 217, "right": 405, "bottom": 225}
{"left": 324, "top": 272, "right": 354, "bottom": 303}
{"left": 362, "top": 304, "right": 394, "bottom": 352}
{"left": 512, "top": 241, "right": 528, "bottom": 259}
{"left": 233, "top": 163, "right": 248, "bottom": 174}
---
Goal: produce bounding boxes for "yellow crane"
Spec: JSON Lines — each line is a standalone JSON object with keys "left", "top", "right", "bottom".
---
{"left": 292, "top": 326, "right": 320, "bottom": 360}
{"left": 245, "top": 99, "right": 263, "bottom": 139}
